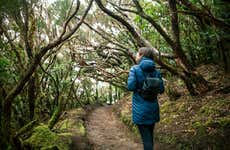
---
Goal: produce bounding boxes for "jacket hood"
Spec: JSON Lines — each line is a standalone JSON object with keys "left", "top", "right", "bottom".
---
{"left": 139, "top": 57, "right": 156, "bottom": 72}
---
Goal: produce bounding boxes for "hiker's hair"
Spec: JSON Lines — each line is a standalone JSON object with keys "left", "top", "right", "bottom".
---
{"left": 138, "top": 47, "right": 155, "bottom": 59}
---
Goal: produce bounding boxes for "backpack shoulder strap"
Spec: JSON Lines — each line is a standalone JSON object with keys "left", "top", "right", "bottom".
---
{"left": 152, "top": 69, "right": 158, "bottom": 77}
{"left": 140, "top": 67, "right": 157, "bottom": 78}
{"left": 139, "top": 66, "right": 147, "bottom": 78}
{"left": 133, "top": 66, "right": 144, "bottom": 90}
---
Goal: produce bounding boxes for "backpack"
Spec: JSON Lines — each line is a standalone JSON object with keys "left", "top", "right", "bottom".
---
{"left": 137, "top": 67, "right": 162, "bottom": 101}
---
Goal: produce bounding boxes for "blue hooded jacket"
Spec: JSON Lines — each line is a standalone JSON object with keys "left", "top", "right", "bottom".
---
{"left": 127, "top": 57, "right": 164, "bottom": 125}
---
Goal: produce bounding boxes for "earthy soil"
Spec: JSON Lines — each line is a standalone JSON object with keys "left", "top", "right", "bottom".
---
{"left": 86, "top": 105, "right": 143, "bottom": 150}
{"left": 72, "top": 64, "right": 230, "bottom": 150}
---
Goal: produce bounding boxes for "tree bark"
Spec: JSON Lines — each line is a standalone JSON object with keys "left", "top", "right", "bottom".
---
{"left": 95, "top": 0, "right": 211, "bottom": 96}
{"left": 28, "top": 76, "right": 36, "bottom": 120}
{"left": 177, "top": 0, "right": 230, "bottom": 32}
{"left": 109, "top": 84, "right": 113, "bottom": 104}
{"left": 218, "top": 37, "right": 230, "bottom": 73}
{"left": 0, "top": 85, "right": 7, "bottom": 148}
{"left": 48, "top": 97, "right": 63, "bottom": 129}
{"left": 1, "top": 0, "right": 93, "bottom": 144}
{"left": 180, "top": 71, "right": 211, "bottom": 95}
{"left": 168, "top": 0, "right": 193, "bottom": 71}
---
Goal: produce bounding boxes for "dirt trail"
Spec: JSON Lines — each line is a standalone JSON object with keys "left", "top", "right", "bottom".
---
{"left": 86, "top": 105, "right": 143, "bottom": 150}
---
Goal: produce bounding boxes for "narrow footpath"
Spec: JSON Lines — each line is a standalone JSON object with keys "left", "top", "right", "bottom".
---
{"left": 86, "top": 105, "right": 143, "bottom": 150}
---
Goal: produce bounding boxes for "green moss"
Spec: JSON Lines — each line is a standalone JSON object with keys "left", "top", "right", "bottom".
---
{"left": 59, "top": 119, "right": 86, "bottom": 136}
{"left": 200, "top": 97, "right": 229, "bottom": 117}
{"left": 156, "top": 134, "right": 177, "bottom": 145}
{"left": 24, "top": 125, "right": 70, "bottom": 150}
{"left": 192, "top": 121, "right": 203, "bottom": 129}
{"left": 118, "top": 109, "right": 139, "bottom": 137}
{"left": 60, "top": 120, "right": 68, "bottom": 129}
{"left": 218, "top": 117, "right": 230, "bottom": 128}
{"left": 177, "top": 102, "right": 187, "bottom": 112}
{"left": 165, "top": 86, "right": 181, "bottom": 101}
{"left": 74, "top": 108, "right": 87, "bottom": 117}
{"left": 41, "top": 145, "right": 59, "bottom": 150}
{"left": 160, "top": 101, "right": 173, "bottom": 113}
{"left": 204, "top": 117, "right": 230, "bottom": 128}
{"left": 161, "top": 117, "right": 173, "bottom": 124}
{"left": 120, "top": 110, "right": 132, "bottom": 126}
{"left": 116, "top": 93, "right": 230, "bottom": 149}
{"left": 200, "top": 105, "right": 218, "bottom": 115}
{"left": 77, "top": 121, "right": 86, "bottom": 136}
{"left": 132, "top": 125, "right": 139, "bottom": 135}
{"left": 121, "top": 113, "right": 132, "bottom": 127}
{"left": 192, "top": 121, "right": 207, "bottom": 137}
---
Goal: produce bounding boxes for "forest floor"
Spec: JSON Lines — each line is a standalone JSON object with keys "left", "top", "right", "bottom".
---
{"left": 24, "top": 64, "right": 229, "bottom": 150}
{"left": 85, "top": 105, "right": 143, "bottom": 150}
{"left": 71, "top": 64, "right": 230, "bottom": 150}
{"left": 113, "top": 64, "right": 230, "bottom": 149}
{"left": 69, "top": 104, "right": 172, "bottom": 150}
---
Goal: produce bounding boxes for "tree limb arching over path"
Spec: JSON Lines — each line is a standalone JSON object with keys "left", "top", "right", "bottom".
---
{"left": 94, "top": 0, "right": 211, "bottom": 95}
{"left": 1, "top": 0, "right": 229, "bottom": 149}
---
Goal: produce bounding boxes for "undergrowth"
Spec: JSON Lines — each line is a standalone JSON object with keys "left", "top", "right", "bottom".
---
{"left": 114, "top": 65, "right": 230, "bottom": 150}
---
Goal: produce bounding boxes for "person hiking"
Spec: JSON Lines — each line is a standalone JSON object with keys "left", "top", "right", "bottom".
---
{"left": 127, "top": 47, "right": 164, "bottom": 150}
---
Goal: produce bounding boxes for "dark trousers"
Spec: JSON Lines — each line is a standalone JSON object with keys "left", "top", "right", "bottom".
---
{"left": 137, "top": 124, "right": 155, "bottom": 150}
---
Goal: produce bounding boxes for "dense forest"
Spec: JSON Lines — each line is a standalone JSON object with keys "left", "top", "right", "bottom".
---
{"left": 0, "top": 0, "right": 229, "bottom": 149}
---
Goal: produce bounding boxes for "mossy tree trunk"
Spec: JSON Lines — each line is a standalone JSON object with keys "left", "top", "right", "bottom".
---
{"left": 95, "top": 0, "right": 212, "bottom": 96}
{"left": 0, "top": 84, "right": 7, "bottom": 148}
{"left": 218, "top": 37, "right": 230, "bottom": 73}
{"left": 95, "top": 80, "right": 99, "bottom": 103}
{"left": 181, "top": 71, "right": 211, "bottom": 95}
{"left": 1, "top": 0, "right": 93, "bottom": 145}
{"left": 28, "top": 76, "right": 36, "bottom": 120}
{"left": 109, "top": 84, "right": 113, "bottom": 104}
{"left": 48, "top": 97, "right": 63, "bottom": 129}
